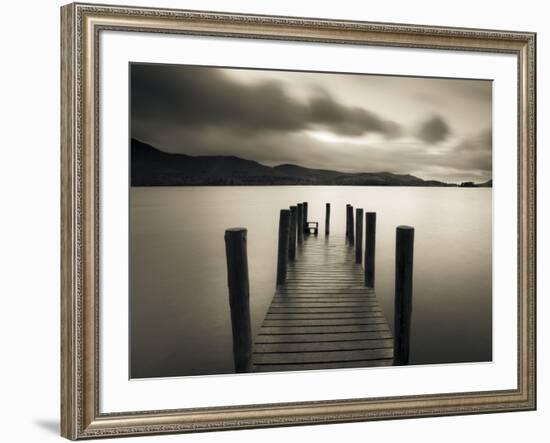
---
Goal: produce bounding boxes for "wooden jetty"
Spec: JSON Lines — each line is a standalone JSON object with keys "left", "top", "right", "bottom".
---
{"left": 224, "top": 204, "right": 414, "bottom": 373}
{"left": 252, "top": 235, "right": 394, "bottom": 372}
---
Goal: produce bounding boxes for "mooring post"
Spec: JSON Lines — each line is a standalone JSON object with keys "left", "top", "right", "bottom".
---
{"left": 289, "top": 206, "right": 297, "bottom": 260}
{"left": 325, "top": 203, "right": 331, "bottom": 236}
{"left": 394, "top": 225, "right": 414, "bottom": 366}
{"left": 355, "top": 208, "right": 363, "bottom": 264}
{"left": 365, "top": 212, "right": 377, "bottom": 288}
{"left": 347, "top": 205, "right": 355, "bottom": 246}
{"left": 297, "top": 203, "right": 304, "bottom": 245}
{"left": 345, "top": 204, "right": 350, "bottom": 240}
{"left": 276, "top": 209, "right": 291, "bottom": 286}
{"left": 224, "top": 228, "right": 252, "bottom": 373}
{"left": 302, "top": 202, "right": 308, "bottom": 234}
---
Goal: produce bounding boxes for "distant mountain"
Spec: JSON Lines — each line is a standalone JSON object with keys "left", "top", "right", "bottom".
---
{"left": 459, "top": 179, "right": 493, "bottom": 188}
{"left": 131, "top": 139, "right": 456, "bottom": 187}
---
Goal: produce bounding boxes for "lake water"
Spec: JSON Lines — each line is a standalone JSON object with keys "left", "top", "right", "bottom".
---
{"left": 130, "top": 186, "right": 492, "bottom": 378}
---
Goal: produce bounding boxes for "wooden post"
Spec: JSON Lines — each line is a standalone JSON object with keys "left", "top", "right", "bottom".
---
{"left": 224, "top": 228, "right": 252, "bottom": 373}
{"left": 365, "top": 212, "right": 376, "bottom": 288}
{"left": 289, "top": 206, "right": 297, "bottom": 260}
{"left": 394, "top": 225, "right": 414, "bottom": 366}
{"left": 276, "top": 209, "right": 291, "bottom": 286}
{"left": 297, "top": 203, "right": 304, "bottom": 245}
{"left": 302, "top": 202, "right": 308, "bottom": 234}
{"left": 355, "top": 208, "right": 363, "bottom": 264}
{"left": 325, "top": 203, "right": 331, "bottom": 236}
{"left": 345, "top": 204, "right": 350, "bottom": 240}
{"left": 347, "top": 205, "right": 355, "bottom": 246}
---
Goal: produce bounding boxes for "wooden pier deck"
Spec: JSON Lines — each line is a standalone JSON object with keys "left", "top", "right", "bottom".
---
{"left": 252, "top": 235, "right": 394, "bottom": 372}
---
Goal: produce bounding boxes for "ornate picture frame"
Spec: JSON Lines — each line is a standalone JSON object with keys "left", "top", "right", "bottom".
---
{"left": 61, "top": 2, "right": 536, "bottom": 439}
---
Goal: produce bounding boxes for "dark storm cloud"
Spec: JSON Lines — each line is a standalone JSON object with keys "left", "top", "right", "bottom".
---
{"left": 131, "top": 64, "right": 401, "bottom": 139}
{"left": 309, "top": 94, "right": 402, "bottom": 137}
{"left": 131, "top": 64, "right": 307, "bottom": 133}
{"left": 416, "top": 115, "right": 451, "bottom": 143}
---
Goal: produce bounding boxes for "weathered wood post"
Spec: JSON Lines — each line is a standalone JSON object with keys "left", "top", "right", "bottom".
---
{"left": 289, "top": 206, "right": 297, "bottom": 260}
{"left": 355, "top": 208, "right": 363, "bottom": 264}
{"left": 345, "top": 204, "right": 350, "bottom": 240}
{"left": 224, "top": 228, "right": 252, "bottom": 373}
{"left": 276, "top": 209, "right": 291, "bottom": 286}
{"left": 297, "top": 203, "right": 304, "bottom": 245}
{"left": 347, "top": 205, "right": 355, "bottom": 246}
{"left": 365, "top": 212, "right": 377, "bottom": 288}
{"left": 394, "top": 225, "right": 415, "bottom": 366}
{"left": 325, "top": 203, "right": 331, "bottom": 236}
{"left": 302, "top": 202, "right": 308, "bottom": 234}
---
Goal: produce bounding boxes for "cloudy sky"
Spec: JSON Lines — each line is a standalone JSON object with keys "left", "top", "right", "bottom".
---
{"left": 131, "top": 63, "right": 492, "bottom": 183}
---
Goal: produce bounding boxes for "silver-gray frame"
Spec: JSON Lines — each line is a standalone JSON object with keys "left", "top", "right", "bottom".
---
{"left": 61, "top": 3, "right": 536, "bottom": 440}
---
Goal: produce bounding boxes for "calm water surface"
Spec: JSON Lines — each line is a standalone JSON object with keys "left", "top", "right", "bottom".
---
{"left": 130, "top": 186, "right": 492, "bottom": 378}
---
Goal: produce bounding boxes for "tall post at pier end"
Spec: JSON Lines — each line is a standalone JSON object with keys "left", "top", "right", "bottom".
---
{"left": 325, "top": 203, "right": 331, "bottom": 236}
{"left": 276, "top": 209, "right": 291, "bottom": 286}
{"left": 394, "top": 225, "right": 414, "bottom": 366}
{"left": 365, "top": 212, "right": 377, "bottom": 288}
{"left": 224, "top": 228, "right": 252, "bottom": 373}
{"left": 289, "top": 206, "right": 297, "bottom": 260}
{"left": 297, "top": 203, "right": 304, "bottom": 246}
{"left": 355, "top": 208, "right": 364, "bottom": 264}
{"left": 302, "top": 202, "right": 308, "bottom": 234}
{"left": 345, "top": 204, "right": 350, "bottom": 242}
{"left": 347, "top": 205, "right": 355, "bottom": 246}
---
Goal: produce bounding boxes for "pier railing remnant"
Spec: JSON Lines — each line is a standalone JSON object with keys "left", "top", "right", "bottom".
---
{"left": 305, "top": 221, "right": 319, "bottom": 235}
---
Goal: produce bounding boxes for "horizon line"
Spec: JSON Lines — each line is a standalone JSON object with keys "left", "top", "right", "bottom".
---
{"left": 131, "top": 137, "right": 492, "bottom": 186}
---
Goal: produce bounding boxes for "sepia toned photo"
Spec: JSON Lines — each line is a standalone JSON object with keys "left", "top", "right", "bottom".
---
{"left": 129, "top": 63, "right": 492, "bottom": 379}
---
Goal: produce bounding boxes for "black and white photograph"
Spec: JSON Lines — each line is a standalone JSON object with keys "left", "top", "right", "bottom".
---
{"left": 129, "top": 63, "right": 493, "bottom": 378}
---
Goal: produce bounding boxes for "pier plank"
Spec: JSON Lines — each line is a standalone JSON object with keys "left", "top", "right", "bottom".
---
{"left": 253, "top": 359, "right": 395, "bottom": 372}
{"left": 266, "top": 312, "right": 383, "bottom": 319}
{"left": 254, "top": 348, "right": 394, "bottom": 364}
{"left": 255, "top": 331, "right": 393, "bottom": 343}
{"left": 254, "top": 339, "right": 393, "bottom": 353}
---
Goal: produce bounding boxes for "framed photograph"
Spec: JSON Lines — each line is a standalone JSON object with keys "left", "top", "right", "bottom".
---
{"left": 60, "top": 2, "right": 536, "bottom": 440}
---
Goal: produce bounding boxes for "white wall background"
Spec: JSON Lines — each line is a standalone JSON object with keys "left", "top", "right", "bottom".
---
{"left": 0, "top": 0, "right": 546, "bottom": 442}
